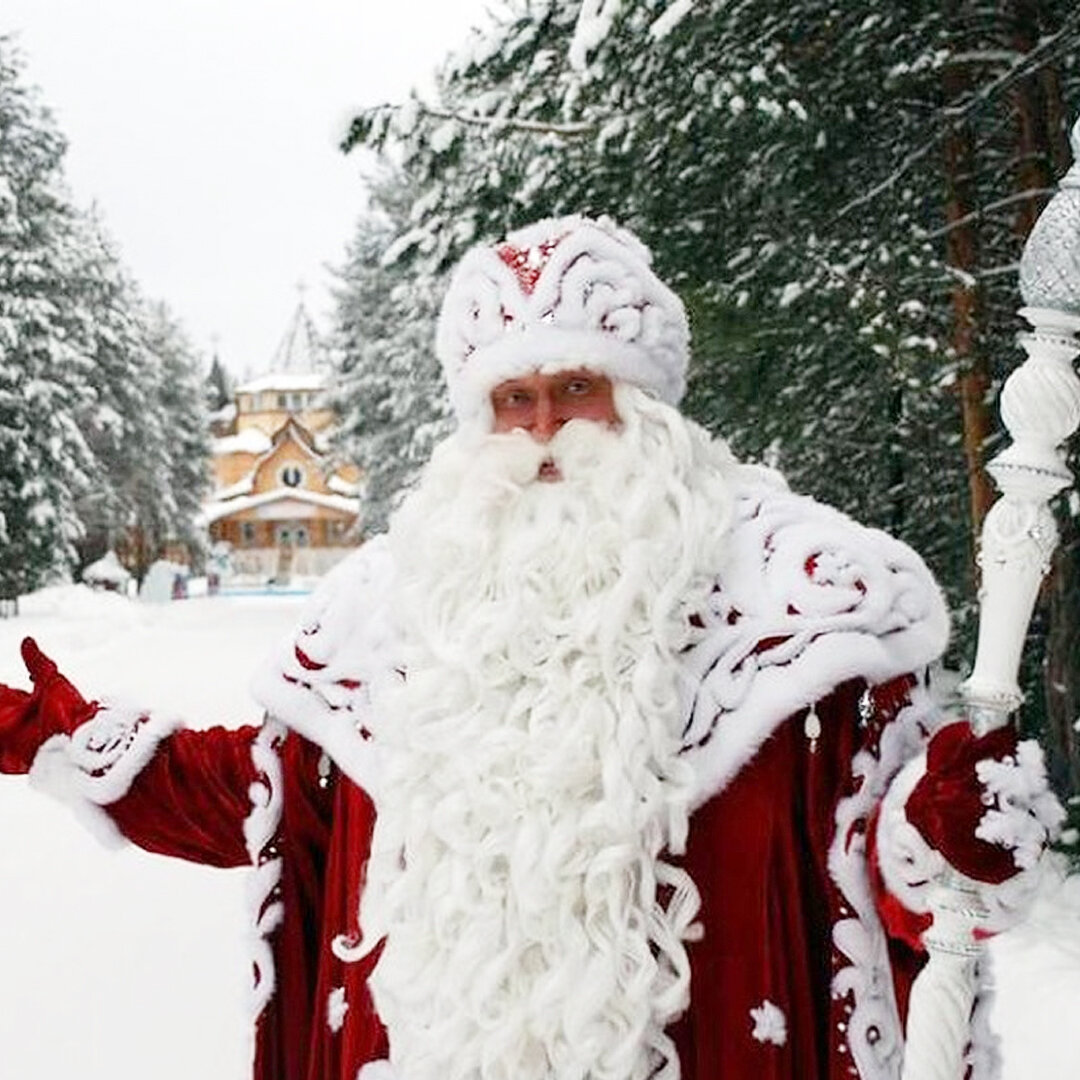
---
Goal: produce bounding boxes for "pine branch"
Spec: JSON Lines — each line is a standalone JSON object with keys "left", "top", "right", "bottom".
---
{"left": 414, "top": 103, "right": 594, "bottom": 137}
{"left": 916, "top": 187, "right": 1055, "bottom": 239}
{"left": 835, "top": 12, "right": 1080, "bottom": 220}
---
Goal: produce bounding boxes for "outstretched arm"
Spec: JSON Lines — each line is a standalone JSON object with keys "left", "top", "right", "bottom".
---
{"left": 0, "top": 637, "right": 99, "bottom": 774}
{"left": 1, "top": 636, "right": 265, "bottom": 867}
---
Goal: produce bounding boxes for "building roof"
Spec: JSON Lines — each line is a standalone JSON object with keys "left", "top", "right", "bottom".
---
{"left": 327, "top": 473, "right": 362, "bottom": 497}
{"left": 213, "top": 428, "right": 274, "bottom": 456}
{"left": 210, "top": 401, "right": 237, "bottom": 425}
{"left": 82, "top": 550, "right": 131, "bottom": 584}
{"left": 199, "top": 487, "right": 360, "bottom": 526}
{"left": 234, "top": 370, "right": 328, "bottom": 395}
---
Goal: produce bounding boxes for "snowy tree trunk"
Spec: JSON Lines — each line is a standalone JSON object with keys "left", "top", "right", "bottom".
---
{"left": 1008, "top": 0, "right": 1057, "bottom": 240}
{"left": 941, "top": 12, "right": 996, "bottom": 572}
{"left": 1044, "top": 542, "right": 1080, "bottom": 794}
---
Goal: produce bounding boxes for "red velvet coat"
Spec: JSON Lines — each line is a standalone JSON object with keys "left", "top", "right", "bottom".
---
{"left": 22, "top": 479, "right": 951, "bottom": 1080}
{"left": 98, "top": 673, "right": 925, "bottom": 1080}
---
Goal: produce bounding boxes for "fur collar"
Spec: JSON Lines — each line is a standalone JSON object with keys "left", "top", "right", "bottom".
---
{"left": 251, "top": 480, "right": 949, "bottom": 805}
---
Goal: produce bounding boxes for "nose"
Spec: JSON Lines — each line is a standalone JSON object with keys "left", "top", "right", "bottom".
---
{"left": 531, "top": 391, "right": 562, "bottom": 443}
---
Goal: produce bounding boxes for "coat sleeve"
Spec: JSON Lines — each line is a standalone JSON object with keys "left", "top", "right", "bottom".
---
{"left": 869, "top": 710, "right": 1064, "bottom": 949}
{"left": 104, "top": 724, "right": 262, "bottom": 867}
{"left": 27, "top": 700, "right": 265, "bottom": 867}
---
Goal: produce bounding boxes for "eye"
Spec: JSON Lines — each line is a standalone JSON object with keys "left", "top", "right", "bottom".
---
{"left": 495, "top": 387, "right": 533, "bottom": 409}
{"left": 564, "top": 377, "right": 594, "bottom": 396}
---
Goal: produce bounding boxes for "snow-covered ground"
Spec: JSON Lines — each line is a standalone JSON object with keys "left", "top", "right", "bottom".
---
{"left": 0, "top": 584, "right": 1079, "bottom": 1078}
{"left": 0, "top": 584, "right": 300, "bottom": 1080}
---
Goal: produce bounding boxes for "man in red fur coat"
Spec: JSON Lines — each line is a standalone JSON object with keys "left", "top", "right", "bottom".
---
{"left": 0, "top": 216, "right": 1064, "bottom": 1080}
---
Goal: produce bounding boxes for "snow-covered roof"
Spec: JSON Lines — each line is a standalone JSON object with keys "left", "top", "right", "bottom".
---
{"left": 234, "top": 371, "right": 328, "bottom": 395}
{"left": 210, "top": 401, "right": 237, "bottom": 424}
{"left": 327, "top": 473, "right": 361, "bottom": 497}
{"left": 199, "top": 487, "right": 360, "bottom": 526}
{"left": 213, "top": 471, "right": 256, "bottom": 500}
{"left": 82, "top": 550, "right": 131, "bottom": 584}
{"left": 213, "top": 428, "right": 273, "bottom": 456}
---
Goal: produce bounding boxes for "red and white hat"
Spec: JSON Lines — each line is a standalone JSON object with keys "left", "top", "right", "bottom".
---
{"left": 435, "top": 215, "right": 690, "bottom": 424}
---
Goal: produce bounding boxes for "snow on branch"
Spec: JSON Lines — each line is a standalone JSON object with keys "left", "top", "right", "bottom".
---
{"left": 650, "top": 0, "right": 698, "bottom": 42}
{"left": 569, "top": 0, "right": 624, "bottom": 72}
{"left": 944, "top": 50, "right": 1025, "bottom": 68}
{"left": 414, "top": 103, "right": 593, "bottom": 137}
{"left": 570, "top": 0, "right": 699, "bottom": 69}
{"left": 836, "top": 10, "right": 1080, "bottom": 220}
{"left": 939, "top": 262, "right": 1023, "bottom": 288}
{"left": 915, "top": 188, "right": 1056, "bottom": 240}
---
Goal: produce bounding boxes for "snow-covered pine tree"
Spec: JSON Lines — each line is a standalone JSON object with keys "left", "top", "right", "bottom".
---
{"left": 341, "top": 2, "right": 1078, "bottom": 725}
{"left": 0, "top": 38, "right": 96, "bottom": 599}
{"left": 139, "top": 301, "right": 210, "bottom": 576}
{"left": 1, "top": 38, "right": 212, "bottom": 595}
{"left": 328, "top": 173, "right": 451, "bottom": 533}
{"left": 341, "top": 0, "right": 965, "bottom": 600}
{"left": 67, "top": 210, "right": 172, "bottom": 575}
{"left": 204, "top": 354, "right": 232, "bottom": 413}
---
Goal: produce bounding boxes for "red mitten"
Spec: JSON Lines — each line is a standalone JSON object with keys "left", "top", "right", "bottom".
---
{"left": 904, "top": 721, "right": 1063, "bottom": 885}
{"left": 0, "top": 638, "right": 98, "bottom": 774}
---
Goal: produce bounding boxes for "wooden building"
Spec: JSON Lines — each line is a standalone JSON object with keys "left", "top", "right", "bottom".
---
{"left": 201, "top": 304, "right": 363, "bottom": 581}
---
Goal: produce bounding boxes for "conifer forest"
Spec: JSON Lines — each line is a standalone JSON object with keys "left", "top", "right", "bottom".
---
{"left": 0, "top": 39, "right": 209, "bottom": 598}
{"left": 4, "top": 5, "right": 1080, "bottom": 799}
{"left": 331, "top": 0, "right": 1080, "bottom": 799}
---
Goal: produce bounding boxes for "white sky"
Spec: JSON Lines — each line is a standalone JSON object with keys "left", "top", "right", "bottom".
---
{"left": 2, "top": 0, "right": 499, "bottom": 378}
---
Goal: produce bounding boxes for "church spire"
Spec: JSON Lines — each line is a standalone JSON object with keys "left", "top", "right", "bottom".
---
{"left": 269, "top": 282, "right": 326, "bottom": 372}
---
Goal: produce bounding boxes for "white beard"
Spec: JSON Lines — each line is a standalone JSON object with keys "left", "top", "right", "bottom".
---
{"left": 356, "top": 387, "right": 737, "bottom": 1080}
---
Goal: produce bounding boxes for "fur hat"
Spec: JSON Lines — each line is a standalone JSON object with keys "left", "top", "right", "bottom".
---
{"left": 435, "top": 215, "right": 690, "bottom": 424}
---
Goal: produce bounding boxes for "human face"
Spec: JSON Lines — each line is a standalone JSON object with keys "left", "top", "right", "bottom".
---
{"left": 489, "top": 369, "right": 619, "bottom": 443}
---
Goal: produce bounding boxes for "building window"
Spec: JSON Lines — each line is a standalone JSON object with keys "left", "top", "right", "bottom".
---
{"left": 277, "top": 393, "right": 288, "bottom": 409}
{"left": 290, "top": 392, "right": 304, "bottom": 410}
{"left": 276, "top": 523, "right": 309, "bottom": 548}
{"left": 240, "top": 522, "right": 257, "bottom": 547}
{"left": 280, "top": 465, "right": 304, "bottom": 488}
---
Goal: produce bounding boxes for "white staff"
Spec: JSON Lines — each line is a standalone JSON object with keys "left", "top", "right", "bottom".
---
{"left": 902, "top": 116, "right": 1080, "bottom": 1080}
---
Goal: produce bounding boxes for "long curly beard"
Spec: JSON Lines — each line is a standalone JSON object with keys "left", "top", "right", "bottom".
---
{"left": 356, "top": 388, "right": 737, "bottom": 1080}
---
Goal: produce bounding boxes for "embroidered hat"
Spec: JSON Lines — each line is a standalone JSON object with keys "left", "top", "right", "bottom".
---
{"left": 435, "top": 215, "right": 690, "bottom": 424}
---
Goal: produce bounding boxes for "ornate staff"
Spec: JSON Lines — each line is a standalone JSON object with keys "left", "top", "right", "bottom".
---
{"left": 901, "top": 117, "right": 1080, "bottom": 1079}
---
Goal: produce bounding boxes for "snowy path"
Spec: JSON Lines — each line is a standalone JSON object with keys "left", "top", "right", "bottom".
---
{"left": 0, "top": 585, "right": 1078, "bottom": 1078}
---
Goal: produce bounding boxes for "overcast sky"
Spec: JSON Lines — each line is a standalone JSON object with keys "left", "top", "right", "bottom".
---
{"left": 3, "top": 0, "right": 499, "bottom": 377}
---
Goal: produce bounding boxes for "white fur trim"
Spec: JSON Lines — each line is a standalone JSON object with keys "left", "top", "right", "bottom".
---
{"left": 28, "top": 702, "right": 182, "bottom": 847}
{"left": 253, "top": 479, "right": 949, "bottom": 823}
{"left": 327, "top": 985, "right": 348, "bottom": 1034}
{"left": 874, "top": 752, "right": 942, "bottom": 914}
{"left": 681, "top": 483, "right": 950, "bottom": 806}
{"left": 876, "top": 735, "right": 1063, "bottom": 939}
{"left": 829, "top": 681, "right": 943, "bottom": 1079}
{"left": 749, "top": 999, "right": 788, "bottom": 1046}
{"left": 436, "top": 215, "right": 689, "bottom": 423}
{"left": 249, "top": 540, "right": 394, "bottom": 795}
{"left": 357, "top": 1062, "right": 397, "bottom": 1080}
{"left": 449, "top": 328, "right": 674, "bottom": 429}
{"left": 244, "top": 718, "right": 285, "bottom": 1019}
{"left": 975, "top": 739, "right": 1065, "bottom": 871}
